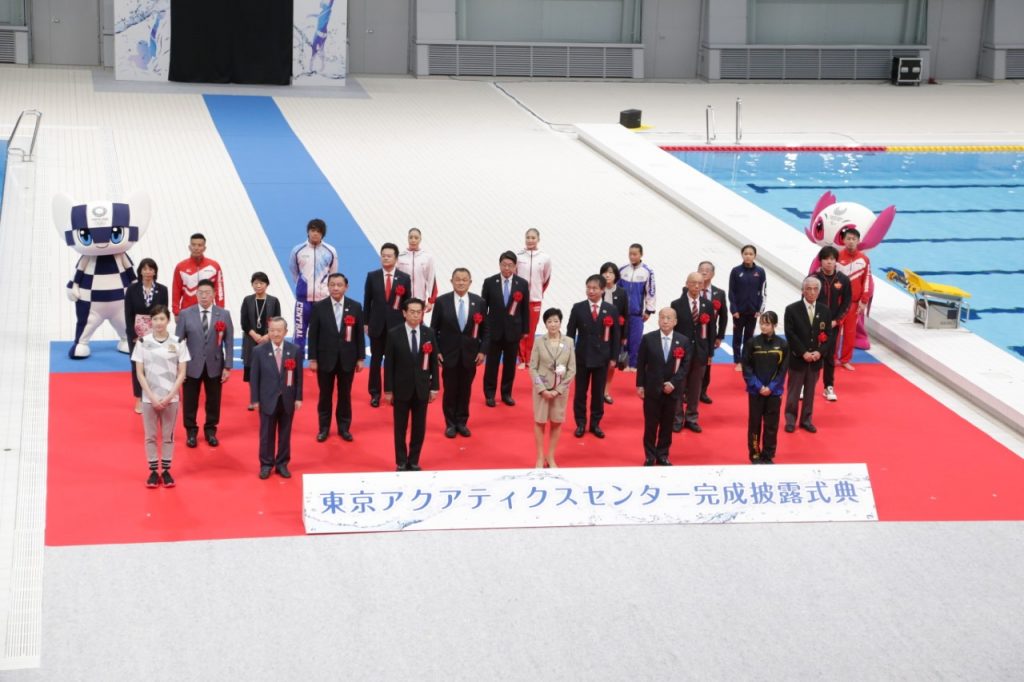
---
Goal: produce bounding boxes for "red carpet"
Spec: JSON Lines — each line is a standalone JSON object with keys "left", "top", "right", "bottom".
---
{"left": 47, "top": 364, "right": 1024, "bottom": 545}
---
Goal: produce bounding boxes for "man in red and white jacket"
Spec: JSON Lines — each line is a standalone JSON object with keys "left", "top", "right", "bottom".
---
{"left": 515, "top": 228, "right": 552, "bottom": 368}
{"left": 171, "top": 233, "right": 224, "bottom": 318}
{"left": 836, "top": 227, "right": 872, "bottom": 368}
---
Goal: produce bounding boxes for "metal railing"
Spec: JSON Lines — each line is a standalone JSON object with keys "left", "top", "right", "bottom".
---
{"left": 7, "top": 109, "right": 42, "bottom": 162}
{"left": 705, "top": 105, "right": 717, "bottom": 144}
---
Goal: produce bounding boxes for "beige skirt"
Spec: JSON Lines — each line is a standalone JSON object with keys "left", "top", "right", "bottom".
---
{"left": 533, "top": 389, "right": 569, "bottom": 424}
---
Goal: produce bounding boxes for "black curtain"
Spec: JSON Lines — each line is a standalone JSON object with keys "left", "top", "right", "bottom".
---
{"left": 169, "top": 0, "right": 293, "bottom": 85}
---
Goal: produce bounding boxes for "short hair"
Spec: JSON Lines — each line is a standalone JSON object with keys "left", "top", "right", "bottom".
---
{"left": 629, "top": 243, "right": 643, "bottom": 254}
{"left": 499, "top": 250, "right": 517, "bottom": 264}
{"left": 600, "top": 261, "right": 620, "bottom": 283}
{"left": 761, "top": 310, "right": 779, "bottom": 326}
{"left": 307, "top": 218, "right": 326, "bottom": 236}
{"left": 328, "top": 272, "right": 348, "bottom": 285}
{"left": 818, "top": 246, "right": 840, "bottom": 261}
{"left": 741, "top": 244, "right": 757, "bottom": 255}
{"left": 268, "top": 316, "right": 288, "bottom": 329}
{"left": 190, "top": 233, "right": 206, "bottom": 243}
{"left": 408, "top": 227, "right": 422, "bottom": 237}
{"left": 698, "top": 260, "right": 715, "bottom": 273}
{"left": 136, "top": 258, "right": 158, "bottom": 279}
{"left": 402, "top": 297, "right": 425, "bottom": 312}
{"left": 802, "top": 276, "right": 822, "bottom": 289}
{"left": 451, "top": 267, "right": 471, "bottom": 279}
{"left": 586, "top": 274, "right": 605, "bottom": 289}
{"left": 196, "top": 278, "right": 215, "bottom": 290}
{"left": 380, "top": 242, "right": 399, "bottom": 257}
{"left": 543, "top": 307, "right": 562, "bottom": 323}
{"left": 250, "top": 271, "right": 270, "bottom": 285}
{"left": 149, "top": 304, "right": 170, "bottom": 320}
{"left": 841, "top": 227, "right": 861, "bottom": 239}
{"left": 525, "top": 228, "right": 540, "bottom": 238}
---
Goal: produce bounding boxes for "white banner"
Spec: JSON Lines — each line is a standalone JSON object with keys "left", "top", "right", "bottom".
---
{"left": 303, "top": 464, "right": 876, "bottom": 534}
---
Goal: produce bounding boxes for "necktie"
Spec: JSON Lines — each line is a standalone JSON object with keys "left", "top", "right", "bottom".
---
{"left": 591, "top": 303, "right": 598, "bottom": 321}
{"left": 662, "top": 336, "right": 670, "bottom": 361}
{"left": 385, "top": 272, "right": 392, "bottom": 301}
{"left": 808, "top": 303, "right": 815, "bottom": 324}
{"left": 275, "top": 346, "right": 282, "bottom": 372}
{"left": 334, "top": 301, "right": 343, "bottom": 331}
{"left": 503, "top": 279, "right": 510, "bottom": 305}
{"left": 691, "top": 298, "right": 699, "bottom": 324}
{"left": 202, "top": 309, "right": 209, "bottom": 337}
{"left": 457, "top": 297, "right": 466, "bottom": 330}
{"left": 411, "top": 328, "right": 418, "bottom": 355}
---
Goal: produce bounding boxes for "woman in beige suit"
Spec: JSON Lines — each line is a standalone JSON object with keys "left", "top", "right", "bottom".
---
{"left": 529, "top": 308, "right": 577, "bottom": 468}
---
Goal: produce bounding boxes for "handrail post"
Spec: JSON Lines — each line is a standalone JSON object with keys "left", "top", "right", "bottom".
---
{"left": 734, "top": 98, "right": 742, "bottom": 144}
{"left": 705, "top": 105, "right": 717, "bottom": 144}
{"left": 7, "top": 109, "right": 43, "bottom": 162}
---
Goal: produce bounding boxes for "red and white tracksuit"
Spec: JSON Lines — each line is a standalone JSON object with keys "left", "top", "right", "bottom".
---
{"left": 516, "top": 248, "right": 552, "bottom": 364}
{"left": 836, "top": 249, "right": 871, "bottom": 363}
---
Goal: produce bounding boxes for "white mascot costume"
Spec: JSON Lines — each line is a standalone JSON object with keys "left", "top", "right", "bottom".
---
{"left": 54, "top": 193, "right": 150, "bottom": 359}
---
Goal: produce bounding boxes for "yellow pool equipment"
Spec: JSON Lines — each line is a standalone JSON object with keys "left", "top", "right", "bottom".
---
{"left": 886, "top": 268, "right": 971, "bottom": 330}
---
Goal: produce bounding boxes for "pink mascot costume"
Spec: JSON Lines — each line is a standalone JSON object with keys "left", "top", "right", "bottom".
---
{"left": 806, "top": 191, "right": 895, "bottom": 352}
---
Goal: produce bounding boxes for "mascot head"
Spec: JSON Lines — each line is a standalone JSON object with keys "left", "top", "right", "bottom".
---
{"left": 807, "top": 191, "right": 895, "bottom": 251}
{"left": 53, "top": 192, "right": 150, "bottom": 256}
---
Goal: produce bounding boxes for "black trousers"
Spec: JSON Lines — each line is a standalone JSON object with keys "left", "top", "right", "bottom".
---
{"left": 483, "top": 338, "right": 518, "bottom": 399}
{"left": 259, "top": 397, "right": 293, "bottom": 467}
{"left": 643, "top": 393, "right": 678, "bottom": 463}
{"left": 747, "top": 393, "right": 781, "bottom": 460}
{"left": 393, "top": 393, "right": 428, "bottom": 468}
{"left": 674, "top": 358, "right": 706, "bottom": 428}
{"left": 701, "top": 360, "right": 714, "bottom": 395}
{"left": 442, "top": 362, "right": 477, "bottom": 427}
{"left": 182, "top": 368, "right": 222, "bottom": 434}
{"left": 785, "top": 363, "right": 820, "bottom": 427}
{"left": 821, "top": 326, "right": 840, "bottom": 388}
{"left": 732, "top": 313, "right": 757, "bottom": 361}
{"left": 128, "top": 337, "right": 142, "bottom": 398}
{"left": 573, "top": 364, "right": 607, "bottom": 429}
{"left": 317, "top": 366, "right": 355, "bottom": 433}
{"left": 368, "top": 332, "right": 386, "bottom": 399}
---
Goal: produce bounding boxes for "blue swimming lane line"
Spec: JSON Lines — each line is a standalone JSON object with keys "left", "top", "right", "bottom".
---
{"left": 750, "top": 182, "right": 1024, "bottom": 194}
{"left": 202, "top": 95, "right": 379, "bottom": 289}
{"left": 784, "top": 206, "right": 1024, "bottom": 220}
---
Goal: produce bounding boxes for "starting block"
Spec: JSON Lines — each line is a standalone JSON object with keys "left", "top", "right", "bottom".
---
{"left": 886, "top": 269, "right": 971, "bottom": 330}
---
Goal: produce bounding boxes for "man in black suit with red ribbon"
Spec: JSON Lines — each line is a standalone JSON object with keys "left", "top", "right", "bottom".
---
{"left": 480, "top": 251, "right": 530, "bottom": 407}
{"left": 566, "top": 274, "right": 620, "bottom": 438}
{"left": 783, "top": 277, "right": 833, "bottom": 434}
{"left": 431, "top": 267, "right": 489, "bottom": 438}
{"left": 671, "top": 272, "right": 714, "bottom": 433}
{"left": 636, "top": 308, "right": 690, "bottom": 466}
{"left": 308, "top": 273, "right": 364, "bottom": 443}
{"left": 698, "top": 261, "right": 728, "bottom": 403}
{"left": 364, "top": 242, "right": 411, "bottom": 407}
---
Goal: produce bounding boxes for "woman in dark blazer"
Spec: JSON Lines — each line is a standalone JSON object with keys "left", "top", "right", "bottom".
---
{"left": 124, "top": 258, "right": 169, "bottom": 413}
{"left": 600, "top": 261, "right": 629, "bottom": 405}
{"left": 239, "top": 271, "right": 282, "bottom": 408}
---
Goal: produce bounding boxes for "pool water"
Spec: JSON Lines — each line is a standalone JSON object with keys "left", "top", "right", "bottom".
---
{"left": 671, "top": 151, "right": 1024, "bottom": 359}
{"left": 0, "top": 141, "right": 7, "bottom": 207}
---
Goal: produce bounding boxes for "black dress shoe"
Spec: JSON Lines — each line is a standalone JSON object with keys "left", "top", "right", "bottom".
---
{"left": 445, "top": 426, "right": 457, "bottom": 438}
{"left": 643, "top": 459, "right": 654, "bottom": 466}
{"left": 590, "top": 426, "right": 606, "bottom": 439}
{"left": 339, "top": 431, "right": 353, "bottom": 442}
{"left": 485, "top": 397, "right": 496, "bottom": 408}
{"left": 657, "top": 459, "right": 673, "bottom": 466}
{"left": 800, "top": 423, "right": 818, "bottom": 434}
{"left": 784, "top": 424, "right": 796, "bottom": 433}
{"left": 205, "top": 434, "right": 219, "bottom": 447}
{"left": 396, "top": 464, "right": 407, "bottom": 472}
{"left": 276, "top": 464, "right": 292, "bottom": 478}
{"left": 603, "top": 395, "right": 614, "bottom": 405}
{"left": 501, "top": 395, "right": 516, "bottom": 406}
{"left": 316, "top": 430, "right": 329, "bottom": 442}
{"left": 672, "top": 424, "right": 683, "bottom": 433}
{"left": 370, "top": 397, "right": 380, "bottom": 408}
{"left": 684, "top": 422, "right": 702, "bottom": 434}
{"left": 574, "top": 426, "right": 585, "bottom": 438}
{"left": 186, "top": 433, "right": 198, "bottom": 448}
{"left": 699, "top": 393, "right": 713, "bottom": 404}
{"left": 407, "top": 464, "right": 422, "bottom": 472}
{"left": 456, "top": 425, "right": 471, "bottom": 437}
{"left": 259, "top": 466, "right": 272, "bottom": 479}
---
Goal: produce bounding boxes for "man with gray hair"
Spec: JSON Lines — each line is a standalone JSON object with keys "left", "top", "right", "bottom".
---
{"left": 782, "top": 277, "right": 832, "bottom": 434}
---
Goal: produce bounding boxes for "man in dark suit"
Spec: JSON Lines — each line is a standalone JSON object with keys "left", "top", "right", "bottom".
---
{"left": 250, "top": 317, "right": 303, "bottom": 479}
{"left": 698, "top": 260, "right": 728, "bottom": 403}
{"left": 384, "top": 298, "right": 440, "bottom": 471}
{"left": 364, "top": 242, "right": 411, "bottom": 407}
{"left": 783, "top": 277, "right": 833, "bottom": 434}
{"left": 307, "top": 273, "right": 364, "bottom": 442}
{"left": 671, "top": 272, "right": 714, "bottom": 433}
{"left": 430, "top": 268, "right": 489, "bottom": 438}
{"left": 566, "top": 274, "right": 621, "bottom": 438}
{"left": 480, "top": 251, "right": 531, "bottom": 407}
{"left": 176, "top": 279, "right": 233, "bottom": 448}
{"left": 636, "top": 308, "right": 690, "bottom": 466}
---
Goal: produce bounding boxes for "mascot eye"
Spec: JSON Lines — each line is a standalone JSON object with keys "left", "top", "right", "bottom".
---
{"left": 77, "top": 228, "right": 93, "bottom": 246}
{"left": 813, "top": 217, "right": 825, "bottom": 241}
{"left": 110, "top": 227, "right": 125, "bottom": 244}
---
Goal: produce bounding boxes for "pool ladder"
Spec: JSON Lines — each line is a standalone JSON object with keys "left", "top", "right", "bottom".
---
{"left": 7, "top": 109, "right": 42, "bottom": 162}
{"left": 705, "top": 99, "right": 742, "bottom": 145}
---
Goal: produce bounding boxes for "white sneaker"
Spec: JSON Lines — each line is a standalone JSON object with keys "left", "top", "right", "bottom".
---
{"left": 824, "top": 386, "right": 837, "bottom": 402}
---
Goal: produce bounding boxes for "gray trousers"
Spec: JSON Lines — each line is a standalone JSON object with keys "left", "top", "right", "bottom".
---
{"left": 673, "top": 359, "right": 706, "bottom": 428}
{"left": 142, "top": 401, "right": 179, "bottom": 465}
{"left": 784, "top": 362, "right": 820, "bottom": 427}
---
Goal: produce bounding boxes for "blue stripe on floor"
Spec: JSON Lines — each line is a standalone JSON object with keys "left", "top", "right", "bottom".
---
{"left": 202, "top": 94, "right": 378, "bottom": 289}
